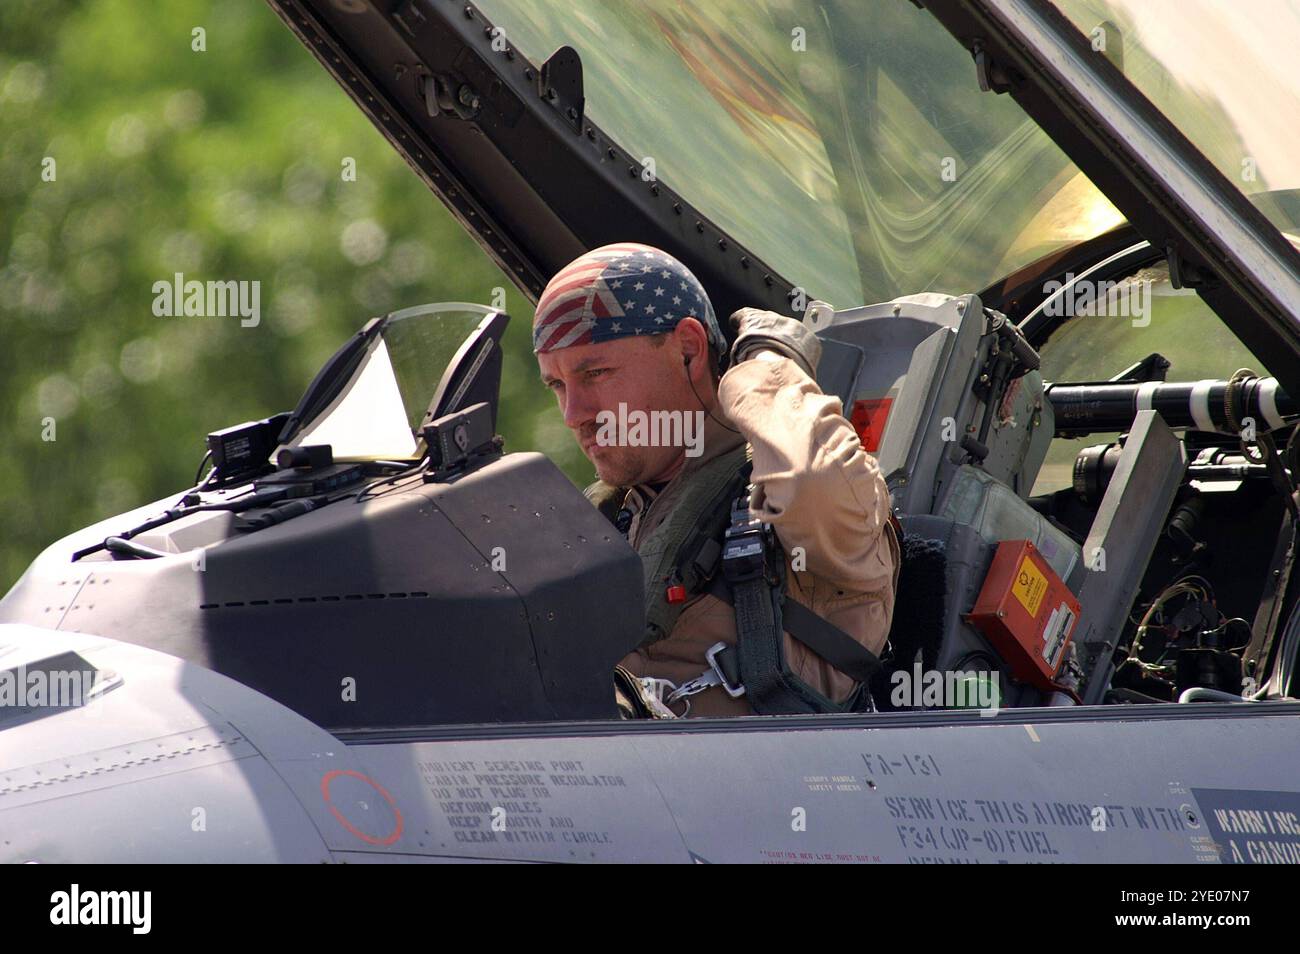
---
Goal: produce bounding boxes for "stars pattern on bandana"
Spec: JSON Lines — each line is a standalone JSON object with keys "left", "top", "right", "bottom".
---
{"left": 533, "top": 243, "right": 720, "bottom": 354}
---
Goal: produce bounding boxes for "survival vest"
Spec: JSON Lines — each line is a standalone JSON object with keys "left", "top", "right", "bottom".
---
{"left": 586, "top": 450, "right": 894, "bottom": 715}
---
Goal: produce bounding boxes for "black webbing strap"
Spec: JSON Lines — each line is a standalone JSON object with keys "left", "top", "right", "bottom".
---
{"left": 669, "top": 475, "right": 884, "bottom": 715}
{"left": 705, "top": 574, "right": 882, "bottom": 689}
{"left": 731, "top": 575, "right": 814, "bottom": 713}
{"left": 780, "top": 599, "right": 883, "bottom": 683}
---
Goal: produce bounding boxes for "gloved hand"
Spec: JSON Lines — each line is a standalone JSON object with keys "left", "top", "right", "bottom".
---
{"left": 728, "top": 308, "right": 822, "bottom": 379}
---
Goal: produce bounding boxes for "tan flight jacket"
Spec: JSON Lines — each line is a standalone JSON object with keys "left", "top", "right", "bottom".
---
{"left": 618, "top": 354, "right": 900, "bottom": 716}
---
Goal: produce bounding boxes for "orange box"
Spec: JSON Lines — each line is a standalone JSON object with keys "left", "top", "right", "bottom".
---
{"left": 967, "top": 540, "right": 1080, "bottom": 689}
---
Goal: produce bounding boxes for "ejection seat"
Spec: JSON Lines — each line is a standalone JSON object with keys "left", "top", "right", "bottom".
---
{"left": 812, "top": 294, "right": 1084, "bottom": 710}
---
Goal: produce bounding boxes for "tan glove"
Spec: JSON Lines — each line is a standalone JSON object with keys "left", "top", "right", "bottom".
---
{"left": 728, "top": 308, "right": 822, "bottom": 379}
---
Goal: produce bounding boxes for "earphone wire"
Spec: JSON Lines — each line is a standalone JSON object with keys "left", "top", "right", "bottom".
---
{"left": 685, "top": 356, "right": 743, "bottom": 434}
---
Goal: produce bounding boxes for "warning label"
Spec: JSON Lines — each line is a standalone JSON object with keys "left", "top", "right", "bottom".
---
{"left": 1012, "top": 558, "right": 1047, "bottom": 617}
{"left": 1193, "top": 788, "right": 1300, "bottom": 863}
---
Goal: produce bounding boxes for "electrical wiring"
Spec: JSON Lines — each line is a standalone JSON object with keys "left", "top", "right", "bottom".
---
{"left": 1128, "top": 575, "right": 1219, "bottom": 662}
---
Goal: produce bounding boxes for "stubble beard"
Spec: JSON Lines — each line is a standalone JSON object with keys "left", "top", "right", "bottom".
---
{"left": 589, "top": 444, "right": 646, "bottom": 488}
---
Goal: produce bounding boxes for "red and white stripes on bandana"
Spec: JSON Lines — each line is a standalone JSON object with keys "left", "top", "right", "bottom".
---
{"left": 532, "top": 242, "right": 724, "bottom": 355}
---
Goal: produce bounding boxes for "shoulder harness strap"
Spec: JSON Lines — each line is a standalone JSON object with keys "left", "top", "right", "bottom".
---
{"left": 608, "top": 452, "right": 890, "bottom": 715}
{"left": 670, "top": 484, "right": 887, "bottom": 715}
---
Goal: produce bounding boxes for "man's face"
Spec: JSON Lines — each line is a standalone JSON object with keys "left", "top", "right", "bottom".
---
{"left": 538, "top": 330, "right": 703, "bottom": 487}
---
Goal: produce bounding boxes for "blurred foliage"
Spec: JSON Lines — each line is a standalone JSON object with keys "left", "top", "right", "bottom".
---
{"left": 0, "top": 0, "right": 592, "bottom": 592}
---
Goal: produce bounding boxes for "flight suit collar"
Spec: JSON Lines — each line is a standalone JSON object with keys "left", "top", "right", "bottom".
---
{"left": 624, "top": 409, "right": 746, "bottom": 548}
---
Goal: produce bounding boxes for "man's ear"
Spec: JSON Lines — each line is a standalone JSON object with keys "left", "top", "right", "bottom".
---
{"left": 674, "top": 316, "right": 709, "bottom": 367}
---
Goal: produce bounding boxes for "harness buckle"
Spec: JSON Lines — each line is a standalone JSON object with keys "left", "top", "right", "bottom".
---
{"left": 707, "top": 641, "right": 746, "bottom": 698}
{"left": 665, "top": 641, "right": 746, "bottom": 704}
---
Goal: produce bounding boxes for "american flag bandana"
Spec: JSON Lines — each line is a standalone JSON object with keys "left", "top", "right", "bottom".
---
{"left": 533, "top": 243, "right": 726, "bottom": 356}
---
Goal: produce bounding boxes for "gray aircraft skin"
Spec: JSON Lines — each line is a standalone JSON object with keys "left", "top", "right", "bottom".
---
{"left": 5, "top": 0, "right": 1300, "bottom": 863}
{"left": 4, "top": 623, "right": 1298, "bottom": 864}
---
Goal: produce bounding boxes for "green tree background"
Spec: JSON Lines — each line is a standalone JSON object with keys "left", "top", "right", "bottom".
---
{"left": 0, "top": 0, "right": 593, "bottom": 592}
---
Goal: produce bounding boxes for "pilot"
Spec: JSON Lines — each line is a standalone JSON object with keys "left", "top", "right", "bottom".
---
{"left": 535, "top": 243, "right": 900, "bottom": 717}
